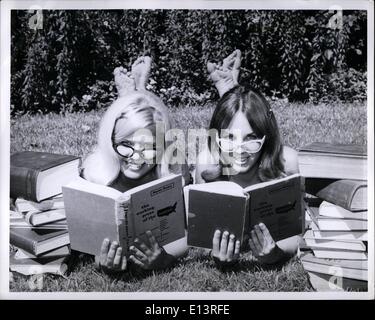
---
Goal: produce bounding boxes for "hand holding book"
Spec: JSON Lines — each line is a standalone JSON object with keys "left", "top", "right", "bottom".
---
{"left": 96, "top": 231, "right": 176, "bottom": 273}
{"left": 129, "top": 231, "right": 176, "bottom": 271}
{"left": 211, "top": 230, "right": 240, "bottom": 268}
{"left": 249, "top": 223, "right": 285, "bottom": 264}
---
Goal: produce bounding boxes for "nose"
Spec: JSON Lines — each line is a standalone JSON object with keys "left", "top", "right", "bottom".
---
{"left": 131, "top": 152, "right": 141, "bottom": 161}
{"left": 133, "top": 143, "right": 144, "bottom": 151}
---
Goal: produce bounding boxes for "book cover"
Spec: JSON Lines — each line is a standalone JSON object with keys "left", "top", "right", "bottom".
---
{"left": 63, "top": 174, "right": 186, "bottom": 257}
{"left": 10, "top": 151, "right": 80, "bottom": 202}
{"left": 14, "top": 246, "right": 70, "bottom": 260}
{"left": 10, "top": 228, "right": 70, "bottom": 256}
{"left": 25, "top": 208, "right": 66, "bottom": 226}
{"left": 187, "top": 189, "right": 248, "bottom": 249}
{"left": 245, "top": 174, "right": 303, "bottom": 242}
{"left": 298, "top": 143, "right": 367, "bottom": 180}
{"left": 299, "top": 142, "right": 367, "bottom": 156}
{"left": 185, "top": 174, "right": 303, "bottom": 249}
{"left": 316, "top": 180, "right": 367, "bottom": 211}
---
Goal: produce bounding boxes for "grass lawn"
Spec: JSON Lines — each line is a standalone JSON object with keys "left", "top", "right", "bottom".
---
{"left": 9, "top": 100, "right": 367, "bottom": 292}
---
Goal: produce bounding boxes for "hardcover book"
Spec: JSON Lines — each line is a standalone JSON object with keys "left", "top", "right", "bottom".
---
{"left": 312, "top": 229, "right": 368, "bottom": 242}
{"left": 298, "top": 142, "right": 367, "bottom": 180}
{"left": 10, "top": 228, "right": 70, "bottom": 256}
{"left": 62, "top": 174, "right": 186, "bottom": 257}
{"left": 10, "top": 151, "right": 80, "bottom": 202}
{"left": 184, "top": 174, "right": 303, "bottom": 249}
{"left": 307, "top": 206, "right": 367, "bottom": 231}
{"left": 24, "top": 208, "right": 66, "bottom": 227}
{"left": 14, "top": 245, "right": 70, "bottom": 260}
{"left": 307, "top": 271, "right": 368, "bottom": 291}
{"left": 319, "top": 201, "right": 367, "bottom": 220}
{"left": 10, "top": 252, "right": 69, "bottom": 276}
{"left": 15, "top": 195, "right": 64, "bottom": 213}
{"left": 303, "top": 230, "right": 366, "bottom": 251}
{"left": 310, "top": 248, "right": 368, "bottom": 260}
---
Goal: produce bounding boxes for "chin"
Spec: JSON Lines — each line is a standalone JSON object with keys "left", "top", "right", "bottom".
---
{"left": 231, "top": 163, "right": 252, "bottom": 174}
{"left": 121, "top": 163, "right": 155, "bottom": 180}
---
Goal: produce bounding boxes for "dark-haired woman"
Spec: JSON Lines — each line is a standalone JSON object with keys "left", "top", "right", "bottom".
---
{"left": 194, "top": 50, "right": 300, "bottom": 266}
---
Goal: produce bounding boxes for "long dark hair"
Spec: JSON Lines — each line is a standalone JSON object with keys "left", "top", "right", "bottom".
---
{"left": 202, "top": 86, "right": 285, "bottom": 182}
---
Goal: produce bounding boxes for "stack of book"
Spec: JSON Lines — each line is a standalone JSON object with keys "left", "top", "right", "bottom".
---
{"left": 298, "top": 142, "right": 368, "bottom": 291}
{"left": 10, "top": 151, "right": 80, "bottom": 276}
{"left": 10, "top": 196, "right": 71, "bottom": 276}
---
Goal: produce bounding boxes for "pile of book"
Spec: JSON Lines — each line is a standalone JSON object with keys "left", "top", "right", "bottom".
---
{"left": 10, "top": 151, "right": 80, "bottom": 276}
{"left": 298, "top": 142, "right": 368, "bottom": 291}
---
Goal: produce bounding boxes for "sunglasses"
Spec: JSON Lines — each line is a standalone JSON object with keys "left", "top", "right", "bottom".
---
{"left": 113, "top": 141, "right": 156, "bottom": 160}
{"left": 216, "top": 135, "right": 266, "bottom": 154}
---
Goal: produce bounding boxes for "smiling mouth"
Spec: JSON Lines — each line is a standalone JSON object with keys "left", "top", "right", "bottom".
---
{"left": 123, "top": 162, "right": 145, "bottom": 171}
{"left": 233, "top": 154, "right": 253, "bottom": 166}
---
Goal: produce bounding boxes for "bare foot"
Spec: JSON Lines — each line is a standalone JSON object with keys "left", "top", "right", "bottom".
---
{"left": 114, "top": 66, "right": 135, "bottom": 97}
{"left": 208, "top": 49, "right": 241, "bottom": 98}
{"left": 207, "top": 62, "right": 235, "bottom": 98}
{"left": 223, "top": 49, "right": 241, "bottom": 85}
{"left": 131, "top": 56, "right": 152, "bottom": 91}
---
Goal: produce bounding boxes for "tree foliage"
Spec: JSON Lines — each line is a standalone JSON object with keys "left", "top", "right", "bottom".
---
{"left": 11, "top": 9, "right": 367, "bottom": 114}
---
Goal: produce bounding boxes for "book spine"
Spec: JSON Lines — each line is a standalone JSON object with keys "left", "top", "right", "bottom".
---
{"left": 116, "top": 196, "right": 132, "bottom": 255}
{"left": 10, "top": 230, "right": 37, "bottom": 255}
{"left": 10, "top": 166, "right": 39, "bottom": 202}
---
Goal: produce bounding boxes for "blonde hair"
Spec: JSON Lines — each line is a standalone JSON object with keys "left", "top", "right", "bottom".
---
{"left": 82, "top": 91, "right": 173, "bottom": 185}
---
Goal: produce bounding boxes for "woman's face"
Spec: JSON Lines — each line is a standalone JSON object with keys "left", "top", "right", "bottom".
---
{"left": 114, "top": 119, "right": 157, "bottom": 180}
{"left": 218, "top": 111, "right": 264, "bottom": 174}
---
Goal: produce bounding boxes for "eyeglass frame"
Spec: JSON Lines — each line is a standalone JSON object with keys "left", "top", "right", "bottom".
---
{"left": 215, "top": 134, "right": 266, "bottom": 154}
{"left": 112, "top": 140, "right": 157, "bottom": 159}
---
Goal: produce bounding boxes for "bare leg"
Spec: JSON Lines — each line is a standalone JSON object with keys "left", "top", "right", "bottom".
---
{"left": 131, "top": 56, "right": 152, "bottom": 91}
{"left": 207, "top": 49, "right": 241, "bottom": 98}
{"left": 114, "top": 66, "right": 135, "bottom": 97}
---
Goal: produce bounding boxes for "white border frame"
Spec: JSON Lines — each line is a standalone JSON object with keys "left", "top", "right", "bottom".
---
{"left": 1, "top": 0, "right": 373, "bottom": 300}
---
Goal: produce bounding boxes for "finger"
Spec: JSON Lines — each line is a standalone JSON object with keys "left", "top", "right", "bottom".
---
{"left": 226, "top": 234, "right": 235, "bottom": 260}
{"left": 216, "top": 69, "right": 231, "bottom": 78}
{"left": 134, "top": 238, "right": 153, "bottom": 257}
{"left": 106, "top": 241, "right": 118, "bottom": 267}
{"left": 259, "top": 223, "right": 274, "bottom": 246}
{"left": 146, "top": 230, "right": 159, "bottom": 251}
{"left": 130, "top": 245, "right": 148, "bottom": 262}
{"left": 129, "top": 255, "right": 144, "bottom": 268}
{"left": 254, "top": 224, "right": 265, "bottom": 248}
{"left": 223, "top": 51, "right": 236, "bottom": 68}
{"left": 233, "top": 49, "right": 242, "bottom": 68}
{"left": 120, "top": 255, "right": 127, "bottom": 271}
{"left": 113, "top": 247, "right": 122, "bottom": 269}
{"left": 219, "top": 231, "right": 229, "bottom": 257}
{"left": 248, "top": 238, "right": 258, "bottom": 255}
{"left": 99, "top": 238, "right": 110, "bottom": 265}
{"left": 251, "top": 230, "right": 263, "bottom": 254}
{"left": 212, "top": 229, "right": 221, "bottom": 255}
{"left": 233, "top": 240, "right": 241, "bottom": 260}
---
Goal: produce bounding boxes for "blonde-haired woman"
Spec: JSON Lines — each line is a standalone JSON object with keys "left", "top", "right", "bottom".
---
{"left": 82, "top": 57, "right": 189, "bottom": 273}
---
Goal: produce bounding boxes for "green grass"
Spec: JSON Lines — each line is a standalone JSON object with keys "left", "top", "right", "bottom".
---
{"left": 9, "top": 100, "right": 367, "bottom": 292}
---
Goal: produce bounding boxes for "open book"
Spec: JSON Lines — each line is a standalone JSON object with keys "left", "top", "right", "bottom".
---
{"left": 62, "top": 174, "right": 186, "bottom": 257}
{"left": 184, "top": 174, "right": 303, "bottom": 249}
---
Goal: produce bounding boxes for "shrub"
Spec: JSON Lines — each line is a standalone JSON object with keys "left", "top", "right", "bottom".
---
{"left": 11, "top": 9, "right": 367, "bottom": 114}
